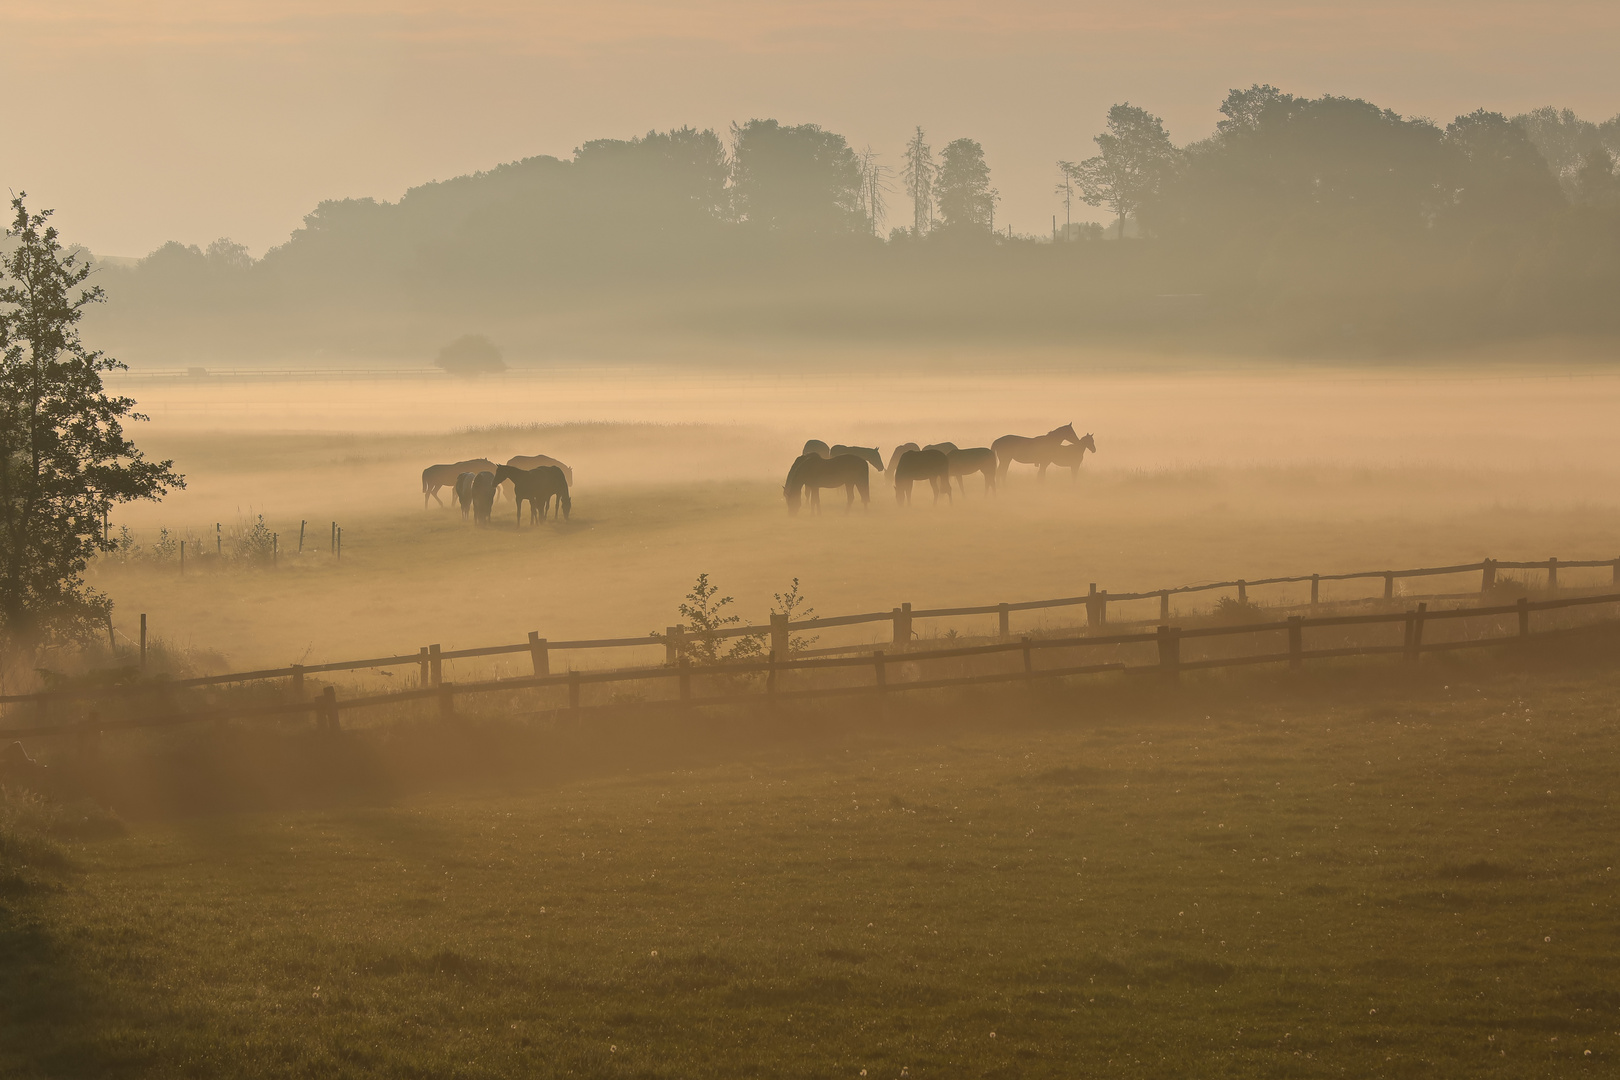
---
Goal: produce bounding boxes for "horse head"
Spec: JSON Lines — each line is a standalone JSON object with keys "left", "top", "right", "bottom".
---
{"left": 1049, "top": 422, "right": 1082, "bottom": 444}
{"left": 783, "top": 482, "right": 802, "bottom": 516}
{"left": 558, "top": 488, "right": 572, "bottom": 520}
{"left": 1078, "top": 432, "right": 1096, "bottom": 453}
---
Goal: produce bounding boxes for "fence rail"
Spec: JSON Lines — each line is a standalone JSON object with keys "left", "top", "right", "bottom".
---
{"left": 4, "top": 588, "right": 1619, "bottom": 740}
{"left": 5, "top": 553, "right": 1615, "bottom": 709}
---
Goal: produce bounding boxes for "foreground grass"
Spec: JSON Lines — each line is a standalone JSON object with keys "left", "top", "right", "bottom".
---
{"left": 3, "top": 653, "right": 1619, "bottom": 1077}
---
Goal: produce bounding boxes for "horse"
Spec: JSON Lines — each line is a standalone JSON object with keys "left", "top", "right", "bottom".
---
{"left": 470, "top": 471, "right": 497, "bottom": 526}
{"left": 803, "top": 439, "right": 831, "bottom": 457}
{"left": 1048, "top": 436, "right": 1096, "bottom": 481}
{"left": 784, "top": 453, "right": 870, "bottom": 515}
{"left": 500, "top": 454, "right": 573, "bottom": 503}
{"left": 453, "top": 471, "right": 479, "bottom": 519}
{"left": 889, "top": 443, "right": 920, "bottom": 474}
{"left": 495, "top": 464, "right": 571, "bottom": 525}
{"left": 831, "top": 445, "right": 885, "bottom": 472}
{"left": 893, "top": 448, "right": 952, "bottom": 506}
{"left": 423, "top": 458, "right": 499, "bottom": 508}
{"left": 991, "top": 424, "right": 1089, "bottom": 482}
{"left": 923, "top": 441, "right": 959, "bottom": 455}
{"left": 946, "top": 447, "right": 998, "bottom": 495}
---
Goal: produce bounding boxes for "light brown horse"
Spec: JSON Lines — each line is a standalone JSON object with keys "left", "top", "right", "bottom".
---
{"left": 893, "top": 448, "right": 952, "bottom": 506}
{"left": 1048, "top": 437, "right": 1096, "bottom": 481}
{"left": 785, "top": 453, "right": 870, "bottom": 515}
{"left": 946, "top": 447, "right": 998, "bottom": 495}
{"left": 992, "top": 424, "right": 1090, "bottom": 482}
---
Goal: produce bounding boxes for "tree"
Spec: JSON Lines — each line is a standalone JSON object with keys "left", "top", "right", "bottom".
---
{"left": 1512, "top": 106, "right": 1600, "bottom": 189}
{"left": 1442, "top": 110, "right": 1565, "bottom": 236}
{"left": 729, "top": 119, "right": 864, "bottom": 235}
{"left": 855, "top": 146, "right": 891, "bottom": 237}
{"left": 1075, "top": 104, "right": 1178, "bottom": 238}
{"left": 935, "top": 138, "right": 997, "bottom": 231}
{"left": 1573, "top": 146, "right": 1619, "bottom": 206}
{"left": 675, "top": 572, "right": 761, "bottom": 665}
{"left": 1054, "top": 162, "right": 1079, "bottom": 234}
{"left": 900, "top": 127, "right": 936, "bottom": 235}
{"left": 0, "top": 195, "right": 182, "bottom": 644}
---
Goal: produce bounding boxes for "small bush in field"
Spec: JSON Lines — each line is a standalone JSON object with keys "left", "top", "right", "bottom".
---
{"left": 677, "top": 573, "right": 762, "bottom": 665}
{"left": 1212, "top": 595, "right": 1265, "bottom": 623}
{"left": 772, "top": 577, "right": 819, "bottom": 654}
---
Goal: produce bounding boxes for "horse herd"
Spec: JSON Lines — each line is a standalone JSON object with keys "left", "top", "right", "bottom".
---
{"left": 785, "top": 424, "right": 1097, "bottom": 514}
{"left": 421, "top": 455, "right": 574, "bottom": 526}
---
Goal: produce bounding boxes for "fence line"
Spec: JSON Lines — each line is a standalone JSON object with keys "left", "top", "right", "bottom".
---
{"left": 4, "top": 590, "right": 1618, "bottom": 739}
{"left": 6, "top": 552, "right": 1616, "bottom": 708}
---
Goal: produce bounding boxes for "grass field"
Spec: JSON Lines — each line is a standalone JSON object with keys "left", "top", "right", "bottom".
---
{"left": 4, "top": 643, "right": 1618, "bottom": 1077}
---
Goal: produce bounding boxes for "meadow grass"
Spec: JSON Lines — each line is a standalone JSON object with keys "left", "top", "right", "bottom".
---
{"left": 3, "top": 643, "right": 1619, "bottom": 1078}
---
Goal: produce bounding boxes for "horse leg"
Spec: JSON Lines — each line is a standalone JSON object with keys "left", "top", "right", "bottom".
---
{"left": 844, "top": 483, "right": 855, "bottom": 514}
{"left": 1038, "top": 461, "right": 1049, "bottom": 481}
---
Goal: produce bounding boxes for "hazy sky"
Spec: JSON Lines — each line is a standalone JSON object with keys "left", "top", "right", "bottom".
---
{"left": 5, "top": 1, "right": 1618, "bottom": 257}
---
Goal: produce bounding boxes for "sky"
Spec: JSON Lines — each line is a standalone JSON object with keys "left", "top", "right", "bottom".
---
{"left": 4, "top": 0, "right": 1618, "bottom": 257}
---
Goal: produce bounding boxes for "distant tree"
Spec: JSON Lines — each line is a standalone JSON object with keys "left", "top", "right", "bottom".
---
{"left": 0, "top": 195, "right": 182, "bottom": 644}
{"left": 1054, "top": 162, "right": 1079, "bottom": 234}
{"left": 729, "top": 120, "right": 864, "bottom": 235}
{"left": 435, "top": 334, "right": 506, "bottom": 376}
{"left": 572, "top": 127, "right": 730, "bottom": 231}
{"left": 1215, "top": 84, "right": 1290, "bottom": 135}
{"left": 900, "top": 127, "right": 936, "bottom": 235}
{"left": 1075, "top": 104, "right": 1178, "bottom": 238}
{"left": 1442, "top": 110, "right": 1565, "bottom": 235}
{"left": 855, "top": 146, "right": 891, "bottom": 237}
{"left": 935, "top": 138, "right": 997, "bottom": 231}
{"left": 1512, "top": 107, "right": 1600, "bottom": 188}
{"left": 1573, "top": 146, "right": 1619, "bottom": 205}
{"left": 204, "top": 238, "right": 254, "bottom": 270}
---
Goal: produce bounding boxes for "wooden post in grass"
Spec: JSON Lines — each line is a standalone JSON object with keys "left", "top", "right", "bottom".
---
{"left": 299, "top": 520, "right": 306, "bottom": 553}
{"left": 428, "top": 644, "right": 443, "bottom": 686}
{"left": 215, "top": 522, "right": 221, "bottom": 556}
{"left": 417, "top": 647, "right": 430, "bottom": 687}
{"left": 1287, "top": 616, "right": 1303, "bottom": 669}
{"left": 1547, "top": 557, "right": 1558, "bottom": 592}
{"left": 1086, "top": 583, "right": 1099, "bottom": 629}
{"left": 1236, "top": 580, "right": 1247, "bottom": 605}
{"left": 891, "top": 604, "right": 912, "bottom": 650}
{"left": 1383, "top": 573, "right": 1395, "bottom": 601}
{"left": 1612, "top": 557, "right": 1620, "bottom": 586}
{"left": 998, "top": 603, "right": 1011, "bottom": 640}
{"left": 1408, "top": 603, "right": 1427, "bottom": 661}
{"left": 1159, "top": 591, "right": 1170, "bottom": 621}
{"left": 291, "top": 664, "right": 304, "bottom": 697}
{"left": 770, "top": 613, "right": 789, "bottom": 658}
{"left": 1481, "top": 559, "right": 1497, "bottom": 596}
{"left": 1517, "top": 597, "right": 1531, "bottom": 637}
{"left": 1310, "top": 574, "right": 1320, "bottom": 609}
{"left": 139, "top": 613, "right": 147, "bottom": 670}
{"left": 321, "top": 685, "right": 339, "bottom": 732}
{"left": 1096, "top": 591, "right": 1108, "bottom": 627}
{"left": 1156, "top": 625, "right": 1181, "bottom": 681}
{"left": 528, "top": 632, "right": 550, "bottom": 676}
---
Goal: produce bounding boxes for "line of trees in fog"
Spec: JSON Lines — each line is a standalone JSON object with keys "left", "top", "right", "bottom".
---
{"left": 86, "top": 88, "right": 1620, "bottom": 356}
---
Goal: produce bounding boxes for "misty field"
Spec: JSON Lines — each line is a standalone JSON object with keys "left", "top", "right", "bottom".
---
{"left": 5, "top": 644, "right": 1618, "bottom": 1078}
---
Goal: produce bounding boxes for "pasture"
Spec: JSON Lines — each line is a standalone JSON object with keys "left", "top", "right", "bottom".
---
{"left": 4, "top": 642, "right": 1619, "bottom": 1078}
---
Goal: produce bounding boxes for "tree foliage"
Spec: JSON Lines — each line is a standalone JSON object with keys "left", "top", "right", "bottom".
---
{"left": 0, "top": 196, "right": 181, "bottom": 643}
{"left": 1075, "top": 104, "right": 1177, "bottom": 238}
{"left": 935, "top": 138, "right": 997, "bottom": 231}
{"left": 900, "top": 127, "right": 936, "bottom": 235}
{"left": 729, "top": 120, "right": 864, "bottom": 236}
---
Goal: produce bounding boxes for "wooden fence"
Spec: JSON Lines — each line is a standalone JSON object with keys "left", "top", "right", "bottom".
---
{"left": 4, "top": 560, "right": 1619, "bottom": 741}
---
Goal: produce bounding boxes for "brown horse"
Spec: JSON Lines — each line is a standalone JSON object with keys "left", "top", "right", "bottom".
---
{"left": 495, "top": 464, "right": 571, "bottom": 525}
{"left": 946, "top": 447, "right": 998, "bottom": 495}
{"left": 470, "top": 472, "right": 497, "bottom": 525}
{"left": 991, "top": 424, "right": 1089, "bottom": 482}
{"left": 423, "top": 458, "right": 499, "bottom": 507}
{"left": 1048, "top": 437, "right": 1096, "bottom": 481}
{"left": 893, "top": 448, "right": 952, "bottom": 506}
{"left": 453, "top": 471, "right": 479, "bottom": 520}
{"left": 784, "top": 453, "right": 870, "bottom": 515}
{"left": 500, "top": 454, "right": 573, "bottom": 502}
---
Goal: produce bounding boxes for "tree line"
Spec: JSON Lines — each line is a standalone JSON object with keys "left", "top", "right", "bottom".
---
{"left": 87, "top": 88, "right": 1620, "bottom": 352}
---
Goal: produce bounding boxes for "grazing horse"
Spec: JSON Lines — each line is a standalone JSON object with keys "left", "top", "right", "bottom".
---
{"left": 946, "top": 447, "right": 998, "bottom": 495}
{"left": 893, "top": 449, "right": 952, "bottom": 506}
{"left": 991, "top": 424, "right": 1088, "bottom": 482}
{"left": 495, "top": 464, "right": 571, "bottom": 525}
{"left": 470, "top": 471, "right": 497, "bottom": 526}
{"left": 453, "top": 471, "right": 478, "bottom": 519}
{"left": 1048, "top": 436, "right": 1096, "bottom": 481}
{"left": 830, "top": 445, "right": 884, "bottom": 472}
{"left": 889, "top": 443, "right": 920, "bottom": 474}
{"left": 423, "top": 459, "right": 499, "bottom": 508}
{"left": 803, "top": 439, "right": 831, "bottom": 457}
{"left": 923, "top": 441, "right": 959, "bottom": 455}
{"left": 500, "top": 454, "right": 573, "bottom": 502}
{"left": 784, "top": 453, "right": 870, "bottom": 515}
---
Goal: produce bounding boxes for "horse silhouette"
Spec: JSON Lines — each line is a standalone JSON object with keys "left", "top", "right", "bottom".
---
{"left": 500, "top": 454, "right": 573, "bottom": 502}
{"left": 802, "top": 439, "right": 831, "bottom": 457}
{"left": 784, "top": 453, "right": 870, "bottom": 515}
{"left": 423, "top": 458, "right": 499, "bottom": 508}
{"left": 992, "top": 424, "right": 1089, "bottom": 482}
{"left": 453, "top": 471, "right": 478, "bottom": 519}
{"left": 1048, "top": 437, "right": 1096, "bottom": 481}
{"left": 893, "top": 448, "right": 952, "bottom": 506}
{"left": 924, "top": 441, "right": 959, "bottom": 455}
{"left": 496, "top": 464, "right": 571, "bottom": 525}
{"left": 804, "top": 442, "right": 885, "bottom": 472}
{"left": 471, "top": 471, "right": 497, "bottom": 526}
{"left": 946, "top": 447, "right": 998, "bottom": 495}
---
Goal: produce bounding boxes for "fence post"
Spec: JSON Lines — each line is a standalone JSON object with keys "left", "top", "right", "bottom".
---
{"left": 568, "top": 670, "right": 581, "bottom": 718}
{"left": 291, "top": 664, "right": 305, "bottom": 697}
{"left": 1612, "top": 557, "right": 1619, "bottom": 587}
{"left": 528, "top": 632, "right": 550, "bottom": 676}
{"left": 216, "top": 522, "right": 222, "bottom": 556}
{"left": 1383, "top": 573, "right": 1395, "bottom": 601}
{"left": 299, "top": 520, "right": 306, "bottom": 553}
{"left": 665, "top": 626, "right": 685, "bottom": 665}
{"left": 770, "top": 612, "right": 790, "bottom": 657}
{"left": 140, "top": 613, "right": 147, "bottom": 670}
{"left": 998, "top": 603, "right": 1010, "bottom": 640}
{"left": 321, "top": 685, "right": 339, "bottom": 733}
{"left": 1097, "top": 591, "right": 1108, "bottom": 626}
{"left": 1310, "top": 575, "right": 1319, "bottom": 608}
{"left": 678, "top": 657, "right": 692, "bottom": 706}
{"left": 1547, "top": 557, "right": 1558, "bottom": 592}
{"left": 428, "top": 643, "right": 442, "bottom": 686}
{"left": 1287, "top": 616, "right": 1303, "bottom": 669}
{"left": 1086, "top": 583, "right": 1099, "bottom": 629}
{"left": 1159, "top": 591, "right": 1170, "bottom": 621}
{"left": 1156, "top": 625, "right": 1181, "bottom": 681}
{"left": 1517, "top": 597, "right": 1530, "bottom": 637}
{"left": 891, "top": 605, "right": 911, "bottom": 650}
{"left": 1408, "top": 603, "right": 1427, "bottom": 661}
{"left": 417, "top": 647, "right": 430, "bottom": 686}
{"left": 1481, "top": 559, "right": 1496, "bottom": 596}
{"left": 1021, "top": 636, "right": 1034, "bottom": 680}
{"left": 1236, "top": 580, "right": 1247, "bottom": 605}
{"left": 873, "top": 649, "right": 888, "bottom": 693}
